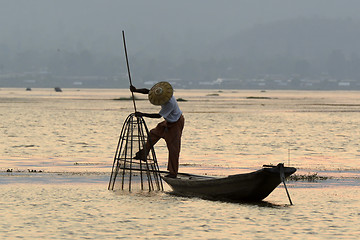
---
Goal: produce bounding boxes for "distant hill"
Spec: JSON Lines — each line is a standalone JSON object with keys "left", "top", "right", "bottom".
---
{"left": 2, "top": 16, "right": 360, "bottom": 89}
{"left": 211, "top": 17, "right": 360, "bottom": 61}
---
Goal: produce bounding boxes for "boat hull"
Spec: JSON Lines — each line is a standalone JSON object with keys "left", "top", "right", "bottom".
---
{"left": 162, "top": 164, "right": 296, "bottom": 201}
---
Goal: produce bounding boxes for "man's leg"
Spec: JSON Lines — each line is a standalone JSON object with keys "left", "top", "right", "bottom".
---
{"left": 165, "top": 116, "right": 184, "bottom": 176}
{"left": 134, "top": 121, "right": 166, "bottom": 160}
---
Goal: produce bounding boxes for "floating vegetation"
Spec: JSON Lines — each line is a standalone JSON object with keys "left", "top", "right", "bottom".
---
{"left": 180, "top": 163, "right": 198, "bottom": 166}
{"left": 28, "top": 169, "right": 43, "bottom": 173}
{"left": 12, "top": 144, "right": 38, "bottom": 148}
{"left": 176, "top": 98, "right": 188, "bottom": 102}
{"left": 4, "top": 169, "right": 44, "bottom": 173}
{"left": 246, "top": 96, "right": 272, "bottom": 99}
{"left": 288, "top": 173, "right": 330, "bottom": 182}
{"left": 54, "top": 87, "right": 62, "bottom": 92}
{"left": 113, "top": 96, "right": 142, "bottom": 101}
{"left": 74, "top": 162, "right": 103, "bottom": 165}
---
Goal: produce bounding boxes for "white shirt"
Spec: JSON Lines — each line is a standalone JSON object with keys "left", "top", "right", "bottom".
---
{"left": 159, "top": 96, "right": 182, "bottom": 123}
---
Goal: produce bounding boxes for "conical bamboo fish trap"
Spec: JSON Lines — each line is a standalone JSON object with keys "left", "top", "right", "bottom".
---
{"left": 108, "top": 113, "right": 163, "bottom": 192}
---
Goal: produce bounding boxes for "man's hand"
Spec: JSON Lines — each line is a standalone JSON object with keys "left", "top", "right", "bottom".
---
{"left": 130, "top": 85, "right": 137, "bottom": 92}
{"left": 135, "top": 111, "right": 143, "bottom": 117}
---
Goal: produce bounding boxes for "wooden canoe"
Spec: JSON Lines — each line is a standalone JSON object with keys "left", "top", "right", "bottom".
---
{"left": 162, "top": 163, "right": 296, "bottom": 202}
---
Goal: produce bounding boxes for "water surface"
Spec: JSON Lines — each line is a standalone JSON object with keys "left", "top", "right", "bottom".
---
{"left": 1, "top": 88, "right": 359, "bottom": 239}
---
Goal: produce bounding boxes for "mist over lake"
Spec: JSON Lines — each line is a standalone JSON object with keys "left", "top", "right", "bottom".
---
{"left": 2, "top": 1, "right": 360, "bottom": 89}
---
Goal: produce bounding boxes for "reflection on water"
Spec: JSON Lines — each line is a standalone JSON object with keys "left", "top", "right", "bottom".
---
{"left": 0, "top": 183, "right": 359, "bottom": 239}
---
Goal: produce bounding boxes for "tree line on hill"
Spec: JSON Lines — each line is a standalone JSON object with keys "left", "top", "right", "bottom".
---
{"left": 1, "top": 17, "right": 360, "bottom": 89}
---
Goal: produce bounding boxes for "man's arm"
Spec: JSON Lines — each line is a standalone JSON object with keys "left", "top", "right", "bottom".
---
{"left": 135, "top": 112, "right": 161, "bottom": 118}
{"left": 130, "top": 85, "right": 149, "bottom": 94}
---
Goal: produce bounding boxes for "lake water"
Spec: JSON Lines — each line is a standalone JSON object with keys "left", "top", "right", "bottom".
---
{"left": 1, "top": 88, "right": 359, "bottom": 239}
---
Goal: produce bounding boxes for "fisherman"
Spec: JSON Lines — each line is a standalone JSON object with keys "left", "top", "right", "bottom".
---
{"left": 130, "top": 82, "right": 185, "bottom": 178}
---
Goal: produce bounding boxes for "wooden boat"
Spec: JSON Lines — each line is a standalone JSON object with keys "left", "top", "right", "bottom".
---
{"left": 162, "top": 163, "right": 296, "bottom": 202}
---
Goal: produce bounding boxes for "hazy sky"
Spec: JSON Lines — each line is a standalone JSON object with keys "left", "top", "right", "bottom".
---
{"left": 1, "top": 0, "right": 360, "bottom": 55}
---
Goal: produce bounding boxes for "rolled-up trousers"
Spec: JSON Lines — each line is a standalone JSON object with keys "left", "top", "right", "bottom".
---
{"left": 146, "top": 115, "right": 184, "bottom": 175}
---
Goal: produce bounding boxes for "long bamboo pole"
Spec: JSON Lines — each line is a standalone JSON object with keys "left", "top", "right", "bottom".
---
{"left": 279, "top": 164, "right": 293, "bottom": 205}
{"left": 122, "top": 30, "right": 137, "bottom": 112}
{"left": 117, "top": 166, "right": 214, "bottom": 179}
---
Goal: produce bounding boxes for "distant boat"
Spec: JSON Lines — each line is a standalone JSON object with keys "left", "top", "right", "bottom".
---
{"left": 162, "top": 164, "right": 296, "bottom": 202}
{"left": 54, "top": 87, "right": 62, "bottom": 92}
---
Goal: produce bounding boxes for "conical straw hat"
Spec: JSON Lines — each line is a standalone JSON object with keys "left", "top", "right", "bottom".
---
{"left": 148, "top": 82, "right": 173, "bottom": 105}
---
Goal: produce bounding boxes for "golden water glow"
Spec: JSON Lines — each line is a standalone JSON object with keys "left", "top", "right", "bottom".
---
{"left": 0, "top": 88, "right": 359, "bottom": 239}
